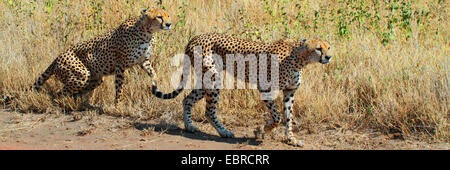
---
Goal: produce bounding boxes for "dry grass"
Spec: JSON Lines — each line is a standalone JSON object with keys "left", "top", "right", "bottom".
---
{"left": 0, "top": 0, "right": 448, "bottom": 141}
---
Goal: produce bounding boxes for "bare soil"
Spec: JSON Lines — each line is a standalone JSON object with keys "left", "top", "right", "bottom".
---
{"left": 0, "top": 109, "right": 447, "bottom": 150}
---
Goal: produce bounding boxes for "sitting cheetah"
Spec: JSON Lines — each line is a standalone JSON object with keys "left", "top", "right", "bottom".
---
{"left": 32, "top": 8, "right": 172, "bottom": 104}
{"left": 151, "top": 33, "right": 332, "bottom": 147}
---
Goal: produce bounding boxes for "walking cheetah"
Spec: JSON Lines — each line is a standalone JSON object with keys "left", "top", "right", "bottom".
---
{"left": 32, "top": 8, "right": 172, "bottom": 104}
{"left": 151, "top": 33, "right": 332, "bottom": 147}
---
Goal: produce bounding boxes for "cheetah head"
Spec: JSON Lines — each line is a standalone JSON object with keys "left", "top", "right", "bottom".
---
{"left": 140, "top": 8, "right": 172, "bottom": 32}
{"left": 300, "top": 38, "right": 332, "bottom": 65}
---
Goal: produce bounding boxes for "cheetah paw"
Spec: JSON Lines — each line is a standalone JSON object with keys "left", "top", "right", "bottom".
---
{"left": 185, "top": 125, "right": 199, "bottom": 133}
{"left": 218, "top": 130, "right": 235, "bottom": 138}
{"left": 286, "top": 137, "right": 304, "bottom": 147}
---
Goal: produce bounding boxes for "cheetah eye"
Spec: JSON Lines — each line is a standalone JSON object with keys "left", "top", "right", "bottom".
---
{"left": 316, "top": 47, "right": 322, "bottom": 51}
{"left": 157, "top": 16, "right": 163, "bottom": 19}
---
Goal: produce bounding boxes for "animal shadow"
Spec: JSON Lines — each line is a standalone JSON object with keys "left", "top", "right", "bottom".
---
{"left": 133, "top": 122, "right": 263, "bottom": 146}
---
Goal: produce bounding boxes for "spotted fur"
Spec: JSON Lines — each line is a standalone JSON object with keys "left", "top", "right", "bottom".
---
{"left": 152, "top": 33, "right": 332, "bottom": 147}
{"left": 33, "top": 8, "right": 172, "bottom": 104}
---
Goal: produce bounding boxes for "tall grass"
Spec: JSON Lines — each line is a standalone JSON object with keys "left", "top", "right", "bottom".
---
{"left": 0, "top": 0, "right": 448, "bottom": 141}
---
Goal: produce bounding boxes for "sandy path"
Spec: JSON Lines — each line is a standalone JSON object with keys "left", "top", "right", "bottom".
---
{"left": 0, "top": 110, "right": 447, "bottom": 150}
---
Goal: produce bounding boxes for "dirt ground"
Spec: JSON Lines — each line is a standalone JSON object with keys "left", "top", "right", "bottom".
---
{"left": 0, "top": 109, "right": 447, "bottom": 150}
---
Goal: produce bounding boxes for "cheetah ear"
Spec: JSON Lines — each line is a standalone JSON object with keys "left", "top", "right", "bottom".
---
{"left": 141, "top": 8, "right": 148, "bottom": 15}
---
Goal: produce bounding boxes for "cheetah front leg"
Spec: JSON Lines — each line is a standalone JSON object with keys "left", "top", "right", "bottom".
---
{"left": 140, "top": 59, "right": 156, "bottom": 80}
{"left": 282, "top": 89, "right": 303, "bottom": 147}
{"left": 114, "top": 65, "right": 126, "bottom": 104}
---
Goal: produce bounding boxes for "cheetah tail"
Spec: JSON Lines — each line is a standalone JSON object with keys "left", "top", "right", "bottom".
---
{"left": 151, "top": 75, "right": 185, "bottom": 99}
{"left": 1, "top": 60, "right": 56, "bottom": 104}
{"left": 2, "top": 60, "right": 56, "bottom": 104}
{"left": 32, "top": 60, "right": 56, "bottom": 91}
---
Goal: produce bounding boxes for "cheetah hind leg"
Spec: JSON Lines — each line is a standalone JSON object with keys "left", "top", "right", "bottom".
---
{"left": 204, "top": 89, "right": 234, "bottom": 138}
{"left": 182, "top": 89, "right": 205, "bottom": 133}
{"left": 52, "top": 85, "right": 86, "bottom": 111}
{"left": 53, "top": 77, "right": 94, "bottom": 110}
{"left": 73, "top": 78, "right": 103, "bottom": 110}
